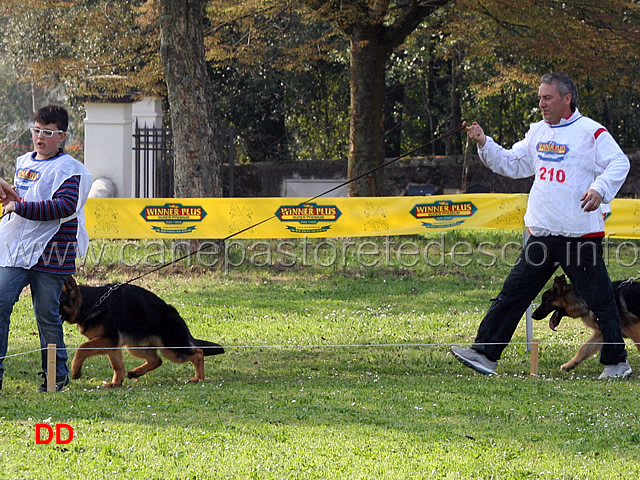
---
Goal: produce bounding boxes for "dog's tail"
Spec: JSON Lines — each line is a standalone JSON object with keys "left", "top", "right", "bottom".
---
{"left": 192, "top": 338, "right": 225, "bottom": 356}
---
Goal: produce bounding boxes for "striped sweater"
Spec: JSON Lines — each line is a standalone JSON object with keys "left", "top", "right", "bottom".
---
{"left": 13, "top": 175, "right": 80, "bottom": 274}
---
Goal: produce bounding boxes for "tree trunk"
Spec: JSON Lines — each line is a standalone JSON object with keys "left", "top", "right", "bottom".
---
{"left": 158, "top": 0, "right": 221, "bottom": 199}
{"left": 347, "top": 26, "right": 387, "bottom": 197}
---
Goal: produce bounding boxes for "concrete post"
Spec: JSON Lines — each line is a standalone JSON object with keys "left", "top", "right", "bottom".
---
{"left": 132, "top": 96, "right": 163, "bottom": 128}
{"left": 84, "top": 102, "right": 133, "bottom": 198}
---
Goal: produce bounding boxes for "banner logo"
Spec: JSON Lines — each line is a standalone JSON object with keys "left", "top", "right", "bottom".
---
{"left": 140, "top": 203, "right": 207, "bottom": 234}
{"left": 537, "top": 141, "right": 568, "bottom": 162}
{"left": 275, "top": 202, "right": 341, "bottom": 234}
{"left": 411, "top": 200, "right": 476, "bottom": 229}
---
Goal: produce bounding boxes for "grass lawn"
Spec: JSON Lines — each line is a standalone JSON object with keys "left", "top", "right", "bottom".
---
{"left": 1, "top": 233, "right": 640, "bottom": 479}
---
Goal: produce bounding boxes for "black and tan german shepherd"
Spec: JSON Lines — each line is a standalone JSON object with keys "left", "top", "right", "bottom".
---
{"left": 532, "top": 275, "right": 640, "bottom": 371}
{"left": 59, "top": 276, "right": 224, "bottom": 387}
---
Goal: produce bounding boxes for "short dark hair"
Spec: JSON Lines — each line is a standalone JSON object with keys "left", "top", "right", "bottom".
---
{"left": 540, "top": 72, "right": 578, "bottom": 111}
{"left": 34, "top": 105, "right": 69, "bottom": 132}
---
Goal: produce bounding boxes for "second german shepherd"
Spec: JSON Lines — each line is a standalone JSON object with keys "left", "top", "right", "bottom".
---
{"left": 532, "top": 275, "right": 640, "bottom": 371}
{"left": 60, "top": 276, "right": 224, "bottom": 387}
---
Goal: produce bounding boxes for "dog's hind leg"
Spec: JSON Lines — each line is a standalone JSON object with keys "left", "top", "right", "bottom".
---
{"left": 72, "top": 337, "right": 125, "bottom": 386}
{"left": 561, "top": 331, "right": 602, "bottom": 371}
{"left": 125, "top": 348, "right": 163, "bottom": 379}
{"left": 162, "top": 348, "right": 206, "bottom": 383}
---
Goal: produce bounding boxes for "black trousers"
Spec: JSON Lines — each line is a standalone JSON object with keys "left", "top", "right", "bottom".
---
{"left": 472, "top": 235, "right": 627, "bottom": 365}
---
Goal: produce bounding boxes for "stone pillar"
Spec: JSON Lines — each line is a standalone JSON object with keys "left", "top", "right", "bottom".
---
{"left": 84, "top": 102, "right": 133, "bottom": 198}
{"left": 132, "top": 96, "right": 163, "bottom": 128}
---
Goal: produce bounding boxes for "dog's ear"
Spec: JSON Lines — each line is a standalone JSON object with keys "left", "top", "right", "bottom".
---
{"left": 60, "top": 275, "right": 82, "bottom": 324}
{"left": 64, "top": 276, "right": 81, "bottom": 300}
{"left": 553, "top": 275, "right": 567, "bottom": 289}
{"left": 64, "top": 275, "right": 78, "bottom": 292}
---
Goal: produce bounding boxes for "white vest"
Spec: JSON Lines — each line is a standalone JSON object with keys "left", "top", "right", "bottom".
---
{"left": 478, "top": 110, "right": 629, "bottom": 237}
{"left": 0, "top": 152, "right": 93, "bottom": 268}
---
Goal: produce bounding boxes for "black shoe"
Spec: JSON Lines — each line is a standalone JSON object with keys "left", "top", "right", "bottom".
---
{"left": 38, "top": 373, "right": 70, "bottom": 392}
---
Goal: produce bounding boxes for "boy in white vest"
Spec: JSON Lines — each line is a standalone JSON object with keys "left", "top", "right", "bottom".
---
{"left": 451, "top": 72, "right": 631, "bottom": 379}
{"left": 0, "top": 105, "right": 92, "bottom": 391}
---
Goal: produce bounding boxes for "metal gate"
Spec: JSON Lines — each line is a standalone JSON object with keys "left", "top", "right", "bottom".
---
{"left": 133, "top": 120, "right": 174, "bottom": 198}
{"left": 133, "top": 122, "right": 234, "bottom": 198}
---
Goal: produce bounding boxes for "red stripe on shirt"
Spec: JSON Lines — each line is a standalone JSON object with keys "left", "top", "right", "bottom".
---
{"left": 594, "top": 128, "right": 607, "bottom": 139}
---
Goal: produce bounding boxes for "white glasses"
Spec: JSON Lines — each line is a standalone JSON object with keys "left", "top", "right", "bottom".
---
{"left": 30, "top": 127, "right": 64, "bottom": 138}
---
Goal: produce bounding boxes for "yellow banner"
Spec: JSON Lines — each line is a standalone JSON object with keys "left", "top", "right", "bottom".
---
{"left": 84, "top": 194, "right": 640, "bottom": 240}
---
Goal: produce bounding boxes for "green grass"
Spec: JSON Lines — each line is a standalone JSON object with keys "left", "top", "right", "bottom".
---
{"left": 2, "top": 232, "right": 640, "bottom": 479}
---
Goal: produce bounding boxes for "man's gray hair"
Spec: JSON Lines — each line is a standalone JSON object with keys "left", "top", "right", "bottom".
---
{"left": 541, "top": 72, "right": 578, "bottom": 111}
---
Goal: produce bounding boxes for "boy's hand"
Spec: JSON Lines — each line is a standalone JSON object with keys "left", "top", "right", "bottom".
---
{"left": 2, "top": 201, "right": 16, "bottom": 216}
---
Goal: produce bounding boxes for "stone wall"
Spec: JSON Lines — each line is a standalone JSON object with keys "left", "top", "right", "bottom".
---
{"left": 224, "top": 150, "right": 640, "bottom": 198}
{"left": 620, "top": 150, "right": 640, "bottom": 198}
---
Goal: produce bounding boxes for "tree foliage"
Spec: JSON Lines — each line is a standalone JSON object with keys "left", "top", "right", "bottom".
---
{"left": 300, "top": 0, "right": 453, "bottom": 196}
{"left": 205, "top": 1, "right": 348, "bottom": 163}
{"left": 0, "top": 63, "right": 39, "bottom": 178}
{"left": 1, "top": 0, "right": 162, "bottom": 99}
{"left": 451, "top": 0, "right": 640, "bottom": 148}
{"left": 385, "top": 6, "right": 467, "bottom": 157}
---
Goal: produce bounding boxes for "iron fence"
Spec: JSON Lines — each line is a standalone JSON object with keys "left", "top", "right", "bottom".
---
{"left": 133, "top": 122, "right": 234, "bottom": 198}
{"left": 133, "top": 120, "right": 173, "bottom": 198}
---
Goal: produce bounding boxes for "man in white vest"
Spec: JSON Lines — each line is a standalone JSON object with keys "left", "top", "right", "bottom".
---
{"left": 0, "top": 105, "right": 92, "bottom": 392}
{"left": 451, "top": 72, "right": 631, "bottom": 379}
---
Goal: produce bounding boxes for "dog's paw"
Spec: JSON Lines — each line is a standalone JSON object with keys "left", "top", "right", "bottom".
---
{"left": 71, "top": 370, "right": 82, "bottom": 380}
{"left": 104, "top": 381, "right": 122, "bottom": 388}
{"left": 126, "top": 370, "right": 142, "bottom": 379}
{"left": 560, "top": 363, "right": 576, "bottom": 371}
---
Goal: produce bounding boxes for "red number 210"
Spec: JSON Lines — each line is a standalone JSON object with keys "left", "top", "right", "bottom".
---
{"left": 539, "top": 167, "right": 566, "bottom": 183}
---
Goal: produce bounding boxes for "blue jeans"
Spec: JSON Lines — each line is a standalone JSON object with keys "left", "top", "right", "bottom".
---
{"left": 0, "top": 267, "right": 69, "bottom": 380}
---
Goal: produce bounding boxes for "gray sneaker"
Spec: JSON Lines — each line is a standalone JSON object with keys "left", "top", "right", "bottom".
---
{"left": 598, "top": 360, "right": 632, "bottom": 379}
{"left": 450, "top": 346, "right": 497, "bottom": 375}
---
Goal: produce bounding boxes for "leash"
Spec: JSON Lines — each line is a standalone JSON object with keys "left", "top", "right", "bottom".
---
{"left": 83, "top": 123, "right": 467, "bottom": 307}
{"left": 617, "top": 274, "right": 640, "bottom": 289}
{"left": 124, "top": 123, "right": 465, "bottom": 280}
